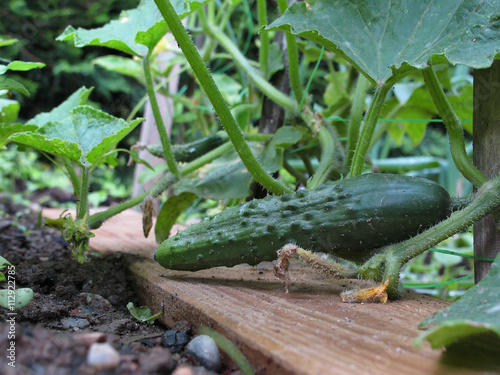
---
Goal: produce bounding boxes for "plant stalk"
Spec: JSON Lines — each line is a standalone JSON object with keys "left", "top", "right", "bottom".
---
{"left": 143, "top": 54, "right": 180, "bottom": 177}
{"left": 76, "top": 167, "right": 91, "bottom": 220}
{"left": 153, "top": 0, "right": 293, "bottom": 195}
{"left": 422, "top": 66, "right": 487, "bottom": 188}
{"left": 276, "top": 0, "right": 303, "bottom": 104}
{"left": 257, "top": 0, "right": 269, "bottom": 78}
{"left": 344, "top": 74, "right": 370, "bottom": 173}
{"left": 307, "top": 125, "right": 335, "bottom": 189}
{"left": 349, "top": 78, "right": 395, "bottom": 177}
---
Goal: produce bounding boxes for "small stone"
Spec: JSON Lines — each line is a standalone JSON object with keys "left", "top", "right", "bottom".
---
{"left": 162, "top": 329, "right": 189, "bottom": 353}
{"left": 60, "top": 317, "right": 90, "bottom": 330}
{"left": 139, "top": 346, "right": 175, "bottom": 374}
{"left": 87, "top": 342, "right": 121, "bottom": 370}
{"left": 185, "top": 335, "right": 221, "bottom": 373}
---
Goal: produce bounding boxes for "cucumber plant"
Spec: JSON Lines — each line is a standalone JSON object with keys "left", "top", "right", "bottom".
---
{"left": 3, "top": 0, "right": 500, "bottom": 347}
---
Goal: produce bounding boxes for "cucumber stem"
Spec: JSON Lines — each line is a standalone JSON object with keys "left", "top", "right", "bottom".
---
{"left": 76, "top": 167, "right": 91, "bottom": 221}
{"left": 344, "top": 74, "right": 370, "bottom": 173}
{"left": 348, "top": 77, "right": 396, "bottom": 177}
{"left": 422, "top": 66, "right": 487, "bottom": 188}
{"left": 257, "top": 0, "right": 269, "bottom": 78}
{"left": 143, "top": 54, "right": 180, "bottom": 177}
{"left": 307, "top": 125, "right": 336, "bottom": 189}
{"left": 153, "top": 0, "right": 293, "bottom": 195}
{"left": 276, "top": 0, "right": 303, "bottom": 104}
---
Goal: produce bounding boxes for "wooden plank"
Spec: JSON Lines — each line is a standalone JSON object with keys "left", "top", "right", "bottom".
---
{"left": 43, "top": 208, "right": 494, "bottom": 374}
{"left": 473, "top": 60, "right": 500, "bottom": 282}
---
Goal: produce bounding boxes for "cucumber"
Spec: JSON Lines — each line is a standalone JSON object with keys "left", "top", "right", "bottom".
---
{"left": 154, "top": 173, "right": 451, "bottom": 270}
{"left": 147, "top": 135, "right": 224, "bottom": 162}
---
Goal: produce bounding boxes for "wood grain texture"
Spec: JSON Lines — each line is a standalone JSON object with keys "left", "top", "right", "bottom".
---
{"left": 473, "top": 60, "right": 500, "bottom": 282}
{"left": 43, "top": 208, "right": 496, "bottom": 374}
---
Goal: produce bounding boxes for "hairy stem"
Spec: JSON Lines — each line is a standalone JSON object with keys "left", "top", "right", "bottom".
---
{"left": 276, "top": 0, "right": 303, "bottom": 104}
{"left": 307, "top": 125, "right": 336, "bottom": 189}
{"left": 143, "top": 54, "right": 180, "bottom": 177}
{"left": 349, "top": 78, "right": 395, "bottom": 177}
{"left": 257, "top": 0, "right": 269, "bottom": 78}
{"left": 88, "top": 192, "right": 148, "bottom": 229}
{"left": 344, "top": 74, "right": 370, "bottom": 173}
{"left": 76, "top": 167, "right": 91, "bottom": 220}
{"left": 153, "top": 0, "right": 293, "bottom": 195}
{"left": 422, "top": 66, "right": 487, "bottom": 188}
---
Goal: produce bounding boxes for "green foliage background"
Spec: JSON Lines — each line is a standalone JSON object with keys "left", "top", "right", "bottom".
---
{"left": 1, "top": 0, "right": 141, "bottom": 120}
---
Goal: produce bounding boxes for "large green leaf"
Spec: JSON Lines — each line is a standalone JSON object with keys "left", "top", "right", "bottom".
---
{"left": 57, "top": 0, "right": 206, "bottom": 57}
{"left": 9, "top": 106, "right": 143, "bottom": 167}
{"left": 416, "top": 253, "right": 500, "bottom": 349}
{"left": 27, "top": 86, "right": 93, "bottom": 127}
{"left": 267, "top": 0, "right": 500, "bottom": 83}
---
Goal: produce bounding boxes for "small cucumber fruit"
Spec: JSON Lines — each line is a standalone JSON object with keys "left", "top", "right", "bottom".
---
{"left": 147, "top": 135, "right": 224, "bottom": 162}
{"left": 155, "top": 173, "right": 451, "bottom": 270}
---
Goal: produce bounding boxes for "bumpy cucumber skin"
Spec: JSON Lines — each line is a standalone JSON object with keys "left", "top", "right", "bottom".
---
{"left": 147, "top": 135, "right": 224, "bottom": 162}
{"left": 155, "top": 173, "right": 451, "bottom": 270}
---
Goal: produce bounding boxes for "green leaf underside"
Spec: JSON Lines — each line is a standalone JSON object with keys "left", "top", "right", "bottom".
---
{"left": 155, "top": 192, "right": 197, "bottom": 243}
{"left": 56, "top": 0, "right": 206, "bottom": 57}
{"left": 92, "top": 55, "right": 143, "bottom": 80}
{"left": 9, "top": 106, "right": 142, "bottom": 167}
{"left": 416, "top": 253, "right": 500, "bottom": 349}
{"left": 267, "top": 0, "right": 500, "bottom": 84}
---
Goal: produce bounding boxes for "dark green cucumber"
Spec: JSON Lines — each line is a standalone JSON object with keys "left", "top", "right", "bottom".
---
{"left": 155, "top": 173, "right": 451, "bottom": 270}
{"left": 147, "top": 135, "right": 224, "bottom": 162}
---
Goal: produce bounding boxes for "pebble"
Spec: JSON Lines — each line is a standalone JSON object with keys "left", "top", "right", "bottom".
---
{"left": 86, "top": 342, "right": 121, "bottom": 370}
{"left": 162, "top": 329, "right": 189, "bottom": 353}
{"left": 185, "top": 335, "right": 221, "bottom": 373}
{"left": 60, "top": 317, "right": 90, "bottom": 330}
{"left": 139, "top": 346, "right": 175, "bottom": 374}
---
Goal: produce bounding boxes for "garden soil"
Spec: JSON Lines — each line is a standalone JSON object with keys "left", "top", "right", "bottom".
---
{"left": 0, "top": 194, "right": 232, "bottom": 375}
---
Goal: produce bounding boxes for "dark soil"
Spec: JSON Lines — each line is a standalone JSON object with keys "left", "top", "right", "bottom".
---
{"left": 0, "top": 193, "right": 229, "bottom": 375}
